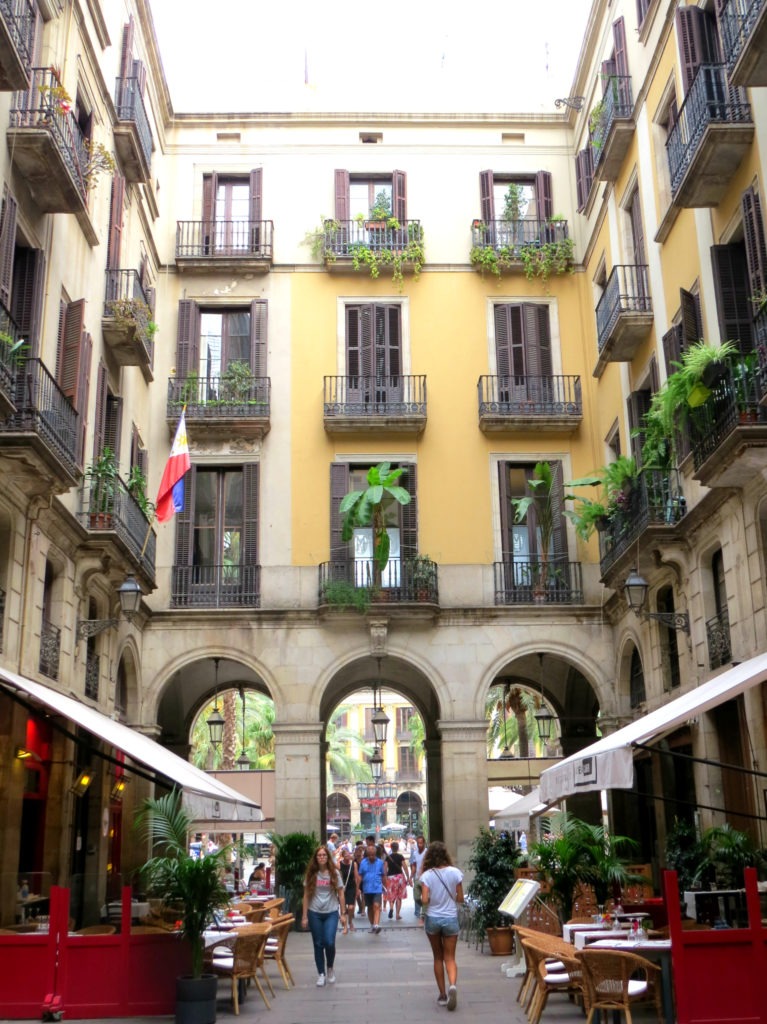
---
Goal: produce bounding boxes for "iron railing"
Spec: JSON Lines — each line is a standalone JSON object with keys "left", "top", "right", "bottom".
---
{"left": 470, "top": 218, "right": 570, "bottom": 250}
{"left": 598, "top": 469, "right": 687, "bottom": 575}
{"left": 79, "top": 474, "right": 156, "bottom": 576}
{"left": 754, "top": 308, "right": 767, "bottom": 398}
{"left": 493, "top": 558, "right": 583, "bottom": 604}
{"left": 690, "top": 364, "right": 766, "bottom": 470}
{"left": 0, "top": 298, "right": 23, "bottom": 404}
{"left": 318, "top": 557, "right": 439, "bottom": 605}
{"left": 718, "top": 0, "right": 765, "bottom": 78}
{"left": 104, "top": 268, "right": 154, "bottom": 367}
{"left": 114, "top": 76, "right": 153, "bottom": 170}
{"left": 706, "top": 609, "right": 732, "bottom": 669}
{"left": 0, "top": 358, "right": 80, "bottom": 476}
{"left": 171, "top": 564, "right": 261, "bottom": 608}
{"left": 0, "top": 0, "right": 36, "bottom": 68}
{"left": 478, "top": 374, "right": 582, "bottom": 418}
{"left": 10, "top": 67, "right": 89, "bottom": 201}
{"left": 39, "top": 617, "right": 60, "bottom": 679}
{"left": 323, "top": 375, "right": 426, "bottom": 418}
{"left": 590, "top": 75, "right": 633, "bottom": 166}
{"left": 321, "top": 219, "right": 422, "bottom": 256}
{"left": 595, "top": 265, "right": 652, "bottom": 353}
{"left": 666, "top": 64, "right": 751, "bottom": 196}
{"left": 84, "top": 649, "right": 99, "bottom": 700}
{"left": 167, "top": 374, "right": 270, "bottom": 419}
{"left": 175, "top": 220, "right": 274, "bottom": 260}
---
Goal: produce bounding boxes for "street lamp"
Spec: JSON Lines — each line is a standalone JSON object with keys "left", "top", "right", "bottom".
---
{"left": 623, "top": 568, "right": 690, "bottom": 633}
{"left": 207, "top": 657, "right": 225, "bottom": 748}
{"left": 236, "top": 686, "right": 250, "bottom": 770}
{"left": 533, "top": 652, "right": 555, "bottom": 742}
{"left": 76, "top": 574, "right": 144, "bottom": 639}
{"left": 370, "top": 747, "right": 383, "bottom": 781}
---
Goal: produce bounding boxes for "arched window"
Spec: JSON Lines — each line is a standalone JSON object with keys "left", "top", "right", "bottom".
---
{"left": 657, "top": 585, "right": 681, "bottom": 691}
{"left": 629, "top": 646, "right": 646, "bottom": 708}
{"left": 707, "top": 549, "right": 731, "bottom": 668}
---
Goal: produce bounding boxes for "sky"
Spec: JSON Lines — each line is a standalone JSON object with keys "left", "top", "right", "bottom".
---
{"left": 151, "top": 0, "right": 593, "bottom": 114}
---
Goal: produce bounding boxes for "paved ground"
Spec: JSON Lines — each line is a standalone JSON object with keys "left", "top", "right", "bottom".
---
{"left": 6, "top": 896, "right": 662, "bottom": 1023}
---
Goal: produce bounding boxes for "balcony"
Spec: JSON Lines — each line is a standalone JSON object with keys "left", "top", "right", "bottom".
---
{"left": 691, "top": 366, "right": 767, "bottom": 487}
{"left": 323, "top": 375, "right": 426, "bottom": 435}
{"left": 598, "top": 469, "right": 687, "bottom": 580}
{"left": 493, "top": 558, "right": 583, "bottom": 605}
{"left": 175, "top": 220, "right": 273, "bottom": 272}
{"left": 0, "top": 300, "right": 22, "bottom": 416}
{"left": 478, "top": 374, "right": 582, "bottom": 433}
{"left": 318, "top": 557, "right": 439, "bottom": 614}
{"left": 590, "top": 76, "right": 634, "bottom": 182}
{"left": 166, "top": 373, "right": 270, "bottom": 441}
{"left": 39, "top": 617, "right": 60, "bottom": 680}
{"left": 102, "top": 270, "right": 154, "bottom": 381}
{"left": 320, "top": 219, "right": 424, "bottom": 281}
{"left": 113, "top": 76, "right": 153, "bottom": 182}
{"left": 8, "top": 68, "right": 97, "bottom": 244}
{"left": 0, "top": 0, "right": 35, "bottom": 91}
{"left": 666, "top": 64, "right": 753, "bottom": 208}
{"left": 719, "top": 0, "right": 767, "bottom": 87}
{"left": 171, "top": 564, "right": 261, "bottom": 609}
{"left": 594, "top": 265, "right": 653, "bottom": 375}
{"left": 469, "top": 218, "right": 572, "bottom": 276}
{"left": 79, "top": 474, "right": 156, "bottom": 585}
{"left": 706, "top": 609, "right": 732, "bottom": 670}
{"left": 0, "top": 357, "right": 80, "bottom": 488}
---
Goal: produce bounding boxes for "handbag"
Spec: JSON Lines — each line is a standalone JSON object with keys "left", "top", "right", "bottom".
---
{"left": 413, "top": 878, "right": 424, "bottom": 906}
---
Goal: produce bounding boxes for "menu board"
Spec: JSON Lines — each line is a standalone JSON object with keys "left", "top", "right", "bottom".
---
{"left": 498, "top": 878, "right": 541, "bottom": 919}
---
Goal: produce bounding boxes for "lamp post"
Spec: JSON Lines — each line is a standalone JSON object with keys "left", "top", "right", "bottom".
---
{"left": 76, "top": 574, "right": 144, "bottom": 639}
{"left": 207, "top": 657, "right": 224, "bottom": 749}
{"left": 236, "top": 686, "right": 250, "bottom": 770}
{"left": 623, "top": 568, "right": 690, "bottom": 633}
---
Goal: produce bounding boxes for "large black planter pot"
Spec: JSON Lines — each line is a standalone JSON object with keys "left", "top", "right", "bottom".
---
{"left": 176, "top": 975, "right": 218, "bottom": 1024}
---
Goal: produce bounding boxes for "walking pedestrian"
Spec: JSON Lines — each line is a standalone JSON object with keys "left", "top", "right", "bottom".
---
{"left": 409, "top": 834, "right": 427, "bottom": 925}
{"left": 358, "top": 840, "right": 387, "bottom": 933}
{"left": 353, "top": 843, "right": 366, "bottom": 916}
{"left": 338, "top": 846, "right": 357, "bottom": 933}
{"left": 420, "top": 840, "right": 464, "bottom": 1011}
{"left": 301, "top": 845, "right": 346, "bottom": 987}
{"left": 385, "top": 840, "right": 409, "bottom": 920}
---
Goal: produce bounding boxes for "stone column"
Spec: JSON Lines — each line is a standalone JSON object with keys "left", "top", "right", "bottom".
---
{"left": 437, "top": 721, "right": 491, "bottom": 870}
{"left": 272, "top": 722, "right": 324, "bottom": 836}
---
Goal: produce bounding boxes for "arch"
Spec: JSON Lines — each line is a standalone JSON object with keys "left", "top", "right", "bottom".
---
{"left": 326, "top": 792, "right": 351, "bottom": 836}
{"left": 396, "top": 790, "right": 423, "bottom": 832}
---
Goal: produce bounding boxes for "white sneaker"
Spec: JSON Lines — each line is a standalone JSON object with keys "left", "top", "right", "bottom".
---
{"left": 316, "top": 974, "right": 326, "bottom": 987}
{"left": 327, "top": 968, "right": 336, "bottom": 984}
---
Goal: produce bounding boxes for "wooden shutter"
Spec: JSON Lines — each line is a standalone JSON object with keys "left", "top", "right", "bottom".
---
{"left": 575, "top": 151, "right": 587, "bottom": 212}
{"left": 145, "top": 286, "right": 155, "bottom": 315}
{"left": 57, "top": 298, "right": 86, "bottom": 403}
{"left": 392, "top": 170, "right": 407, "bottom": 222}
{"left": 493, "top": 305, "right": 513, "bottom": 378}
{"left": 175, "top": 300, "right": 200, "bottom": 379}
{"left": 601, "top": 58, "right": 616, "bottom": 91}
{"left": 345, "top": 304, "right": 373, "bottom": 378}
{"left": 130, "top": 423, "right": 140, "bottom": 469}
{"left": 523, "top": 304, "right": 553, "bottom": 377}
{"left": 107, "top": 172, "right": 125, "bottom": 270}
{"left": 249, "top": 168, "right": 263, "bottom": 224}
{"left": 242, "top": 463, "right": 259, "bottom": 567}
{"left": 742, "top": 187, "right": 767, "bottom": 300}
{"left": 627, "top": 390, "right": 647, "bottom": 465}
{"left": 334, "top": 169, "right": 349, "bottom": 221}
{"left": 613, "top": 17, "right": 629, "bottom": 79}
{"left": 250, "top": 299, "right": 267, "bottom": 376}
{"left": 711, "top": 244, "right": 753, "bottom": 352}
{"left": 119, "top": 18, "right": 134, "bottom": 80}
{"left": 378, "top": 304, "right": 401, "bottom": 377}
{"left": 28, "top": 250, "right": 45, "bottom": 357}
{"left": 498, "top": 462, "right": 513, "bottom": 559}
{"left": 105, "top": 395, "right": 123, "bottom": 461}
{"left": 550, "top": 461, "right": 568, "bottom": 558}
{"left": 400, "top": 463, "right": 417, "bottom": 560}
{"left": 630, "top": 189, "right": 646, "bottom": 265}
{"left": 676, "top": 6, "right": 718, "bottom": 94}
{"left": 174, "top": 465, "right": 196, "bottom": 568}
{"left": 0, "top": 187, "right": 18, "bottom": 309}
{"left": 92, "top": 361, "right": 107, "bottom": 457}
{"left": 480, "top": 170, "right": 495, "bottom": 222}
{"left": 11, "top": 248, "right": 43, "bottom": 352}
{"left": 680, "top": 288, "right": 702, "bottom": 346}
{"left": 202, "top": 172, "right": 217, "bottom": 224}
{"left": 534, "top": 171, "right": 553, "bottom": 221}
{"left": 132, "top": 58, "right": 147, "bottom": 95}
{"left": 330, "top": 462, "right": 350, "bottom": 561}
{"left": 662, "top": 322, "right": 685, "bottom": 372}
{"left": 77, "top": 332, "right": 92, "bottom": 465}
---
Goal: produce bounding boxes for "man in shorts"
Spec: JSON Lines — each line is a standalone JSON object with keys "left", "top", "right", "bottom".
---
{"left": 358, "top": 841, "right": 387, "bottom": 933}
{"left": 410, "top": 834, "right": 427, "bottom": 925}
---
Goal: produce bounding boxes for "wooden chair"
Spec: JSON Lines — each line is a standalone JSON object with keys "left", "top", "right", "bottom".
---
{"left": 209, "top": 923, "right": 272, "bottom": 1014}
{"left": 577, "top": 947, "right": 662, "bottom": 1024}
{"left": 74, "top": 924, "right": 117, "bottom": 935}
{"left": 261, "top": 914, "right": 295, "bottom": 990}
{"left": 522, "top": 939, "right": 585, "bottom": 1024}
{"left": 259, "top": 897, "right": 284, "bottom": 918}
{"left": 512, "top": 926, "right": 572, "bottom": 1013}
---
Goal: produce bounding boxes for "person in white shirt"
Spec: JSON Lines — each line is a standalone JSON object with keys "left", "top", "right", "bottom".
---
{"left": 409, "top": 835, "right": 427, "bottom": 924}
{"left": 420, "top": 841, "right": 464, "bottom": 1011}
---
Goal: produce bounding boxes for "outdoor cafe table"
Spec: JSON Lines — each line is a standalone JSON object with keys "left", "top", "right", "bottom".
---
{"left": 561, "top": 922, "right": 615, "bottom": 942}
{"left": 588, "top": 936, "right": 674, "bottom": 1023}
{"left": 573, "top": 928, "right": 629, "bottom": 949}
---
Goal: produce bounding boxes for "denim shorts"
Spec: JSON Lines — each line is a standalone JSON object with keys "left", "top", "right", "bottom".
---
{"left": 424, "top": 913, "right": 459, "bottom": 937}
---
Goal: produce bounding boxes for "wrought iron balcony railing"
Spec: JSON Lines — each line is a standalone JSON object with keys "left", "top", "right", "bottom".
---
{"left": 706, "top": 608, "right": 732, "bottom": 669}
{"left": 114, "top": 76, "right": 153, "bottom": 169}
{"left": 319, "top": 557, "right": 439, "bottom": 605}
{"left": 493, "top": 558, "right": 583, "bottom": 605}
{"left": 84, "top": 649, "right": 100, "bottom": 700}
{"left": 590, "top": 75, "right": 633, "bottom": 165}
{"left": 718, "top": 0, "right": 765, "bottom": 79}
{"left": 756, "top": 308, "right": 767, "bottom": 397}
{"left": 598, "top": 469, "right": 687, "bottom": 575}
{"left": 0, "top": 357, "right": 80, "bottom": 476}
{"left": 321, "top": 219, "right": 423, "bottom": 256}
{"left": 666, "top": 64, "right": 751, "bottom": 196}
{"left": 0, "top": 0, "right": 36, "bottom": 68}
{"left": 175, "top": 220, "right": 274, "bottom": 260}
{"left": 104, "top": 268, "right": 154, "bottom": 366}
{"left": 478, "top": 374, "right": 582, "bottom": 418}
{"left": 79, "top": 474, "right": 156, "bottom": 577}
{"left": 0, "top": 298, "right": 22, "bottom": 406}
{"left": 171, "top": 563, "right": 261, "bottom": 608}
{"left": 167, "top": 374, "right": 270, "bottom": 420}
{"left": 690, "top": 363, "right": 766, "bottom": 471}
{"left": 323, "top": 375, "right": 426, "bottom": 418}
{"left": 470, "top": 218, "right": 570, "bottom": 250}
{"left": 596, "top": 265, "right": 652, "bottom": 353}
{"left": 39, "top": 617, "right": 60, "bottom": 679}
{"left": 10, "top": 67, "right": 89, "bottom": 200}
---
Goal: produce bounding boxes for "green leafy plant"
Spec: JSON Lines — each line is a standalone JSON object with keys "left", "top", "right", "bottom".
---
{"left": 665, "top": 818, "right": 705, "bottom": 895}
{"left": 126, "top": 464, "right": 154, "bottom": 519}
{"left": 135, "top": 790, "right": 231, "bottom": 979}
{"left": 321, "top": 579, "right": 373, "bottom": 612}
{"left": 563, "top": 497, "right": 611, "bottom": 541}
{"left": 270, "top": 830, "right": 319, "bottom": 915}
{"left": 409, "top": 554, "right": 437, "bottom": 593}
{"left": 466, "top": 827, "right": 520, "bottom": 932}
{"left": 589, "top": 97, "right": 606, "bottom": 145}
{"left": 221, "top": 360, "right": 253, "bottom": 403}
{"left": 82, "top": 139, "right": 117, "bottom": 192}
{"left": 180, "top": 370, "right": 199, "bottom": 405}
{"left": 340, "top": 462, "right": 411, "bottom": 588}
{"left": 693, "top": 823, "right": 766, "bottom": 889}
{"left": 106, "top": 297, "right": 153, "bottom": 347}
{"left": 369, "top": 190, "right": 392, "bottom": 221}
{"left": 85, "top": 447, "right": 119, "bottom": 514}
{"left": 511, "top": 461, "right": 560, "bottom": 593}
{"left": 469, "top": 236, "right": 574, "bottom": 285}
{"left": 0, "top": 331, "right": 28, "bottom": 366}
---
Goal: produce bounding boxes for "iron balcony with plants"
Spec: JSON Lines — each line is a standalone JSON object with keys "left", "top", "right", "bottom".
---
{"left": 166, "top": 364, "right": 271, "bottom": 440}
{"left": 79, "top": 470, "right": 157, "bottom": 581}
{"left": 113, "top": 75, "right": 153, "bottom": 182}
{"left": 469, "top": 217, "right": 573, "bottom": 282}
{"left": 589, "top": 74, "right": 634, "bottom": 181}
{"left": 493, "top": 556, "right": 583, "bottom": 605}
{"left": 318, "top": 555, "right": 439, "bottom": 609}
{"left": 103, "top": 268, "right": 156, "bottom": 379}
{"left": 594, "top": 264, "right": 653, "bottom": 369}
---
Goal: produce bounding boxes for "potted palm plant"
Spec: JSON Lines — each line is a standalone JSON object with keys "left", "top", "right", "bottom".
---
{"left": 466, "top": 828, "right": 520, "bottom": 954}
{"left": 85, "top": 447, "right": 119, "bottom": 527}
{"left": 511, "top": 461, "right": 559, "bottom": 602}
{"left": 136, "top": 790, "right": 231, "bottom": 1024}
{"left": 339, "top": 462, "right": 411, "bottom": 592}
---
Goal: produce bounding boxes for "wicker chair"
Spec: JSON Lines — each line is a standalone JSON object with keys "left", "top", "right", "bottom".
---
{"left": 577, "top": 947, "right": 662, "bottom": 1024}
{"left": 512, "top": 926, "right": 572, "bottom": 1011}
{"left": 261, "top": 914, "right": 295, "bottom": 990}
{"left": 209, "top": 923, "right": 272, "bottom": 1014}
{"left": 74, "top": 924, "right": 117, "bottom": 935}
{"left": 130, "top": 925, "right": 171, "bottom": 934}
{"left": 522, "top": 939, "right": 585, "bottom": 1024}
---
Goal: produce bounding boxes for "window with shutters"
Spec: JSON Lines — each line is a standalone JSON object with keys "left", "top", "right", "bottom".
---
{"left": 334, "top": 170, "right": 407, "bottom": 223}
{"left": 0, "top": 185, "right": 45, "bottom": 358}
{"left": 498, "top": 461, "right": 568, "bottom": 565}
{"left": 343, "top": 303, "right": 403, "bottom": 406}
{"left": 476, "top": 170, "right": 558, "bottom": 249}
{"left": 56, "top": 297, "right": 92, "bottom": 465}
{"left": 492, "top": 303, "right": 552, "bottom": 399}
{"left": 398, "top": 745, "right": 419, "bottom": 778}
{"left": 172, "top": 463, "right": 260, "bottom": 608}
{"left": 711, "top": 240, "right": 754, "bottom": 353}
{"left": 658, "top": 585, "right": 682, "bottom": 691}
{"left": 176, "top": 170, "right": 269, "bottom": 261}
{"left": 651, "top": 85, "right": 679, "bottom": 224}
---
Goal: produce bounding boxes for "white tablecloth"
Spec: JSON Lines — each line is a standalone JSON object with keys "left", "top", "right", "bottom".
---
{"left": 574, "top": 928, "right": 629, "bottom": 949}
{"left": 562, "top": 922, "right": 611, "bottom": 942}
{"left": 589, "top": 938, "right": 671, "bottom": 951}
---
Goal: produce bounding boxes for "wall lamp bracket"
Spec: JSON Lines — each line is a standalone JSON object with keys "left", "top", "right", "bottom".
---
{"left": 555, "top": 95, "right": 585, "bottom": 111}
{"left": 623, "top": 568, "right": 690, "bottom": 634}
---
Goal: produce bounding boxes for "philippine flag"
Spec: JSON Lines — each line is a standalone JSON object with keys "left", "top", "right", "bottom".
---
{"left": 155, "top": 411, "right": 191, "bottom": 523}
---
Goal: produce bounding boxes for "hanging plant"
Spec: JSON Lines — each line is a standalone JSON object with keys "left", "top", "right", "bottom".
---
{"left": 82, "top": 139, "right": 117, "bottom": 192}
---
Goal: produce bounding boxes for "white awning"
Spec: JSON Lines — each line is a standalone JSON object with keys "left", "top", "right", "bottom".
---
{"left": 1, "top": 667, "right": 263, "bottom": 824}
{"left": 539, "top": 651, "right": 767, "bottom": 803}
{"left": 494, "top": 786, "right": 553, "bottom": 831}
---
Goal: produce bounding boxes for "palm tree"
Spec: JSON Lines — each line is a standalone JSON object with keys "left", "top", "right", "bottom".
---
{"left": 221, "top": 689, "right": 238, "bottom": 769}
{"left": 190, "top": 690, "right": 276, "bottom": 769}
{"left": 485, "top": 684, "right": 541, "bottom": 757}
{"left": 408, "top": 711, "right": 425, "bottom": 755}
{"left": 340, "top": 462, "right": 411, "bottom": 588}
{"left": 325, "top": 706, "right": 373, "bottom": 789}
